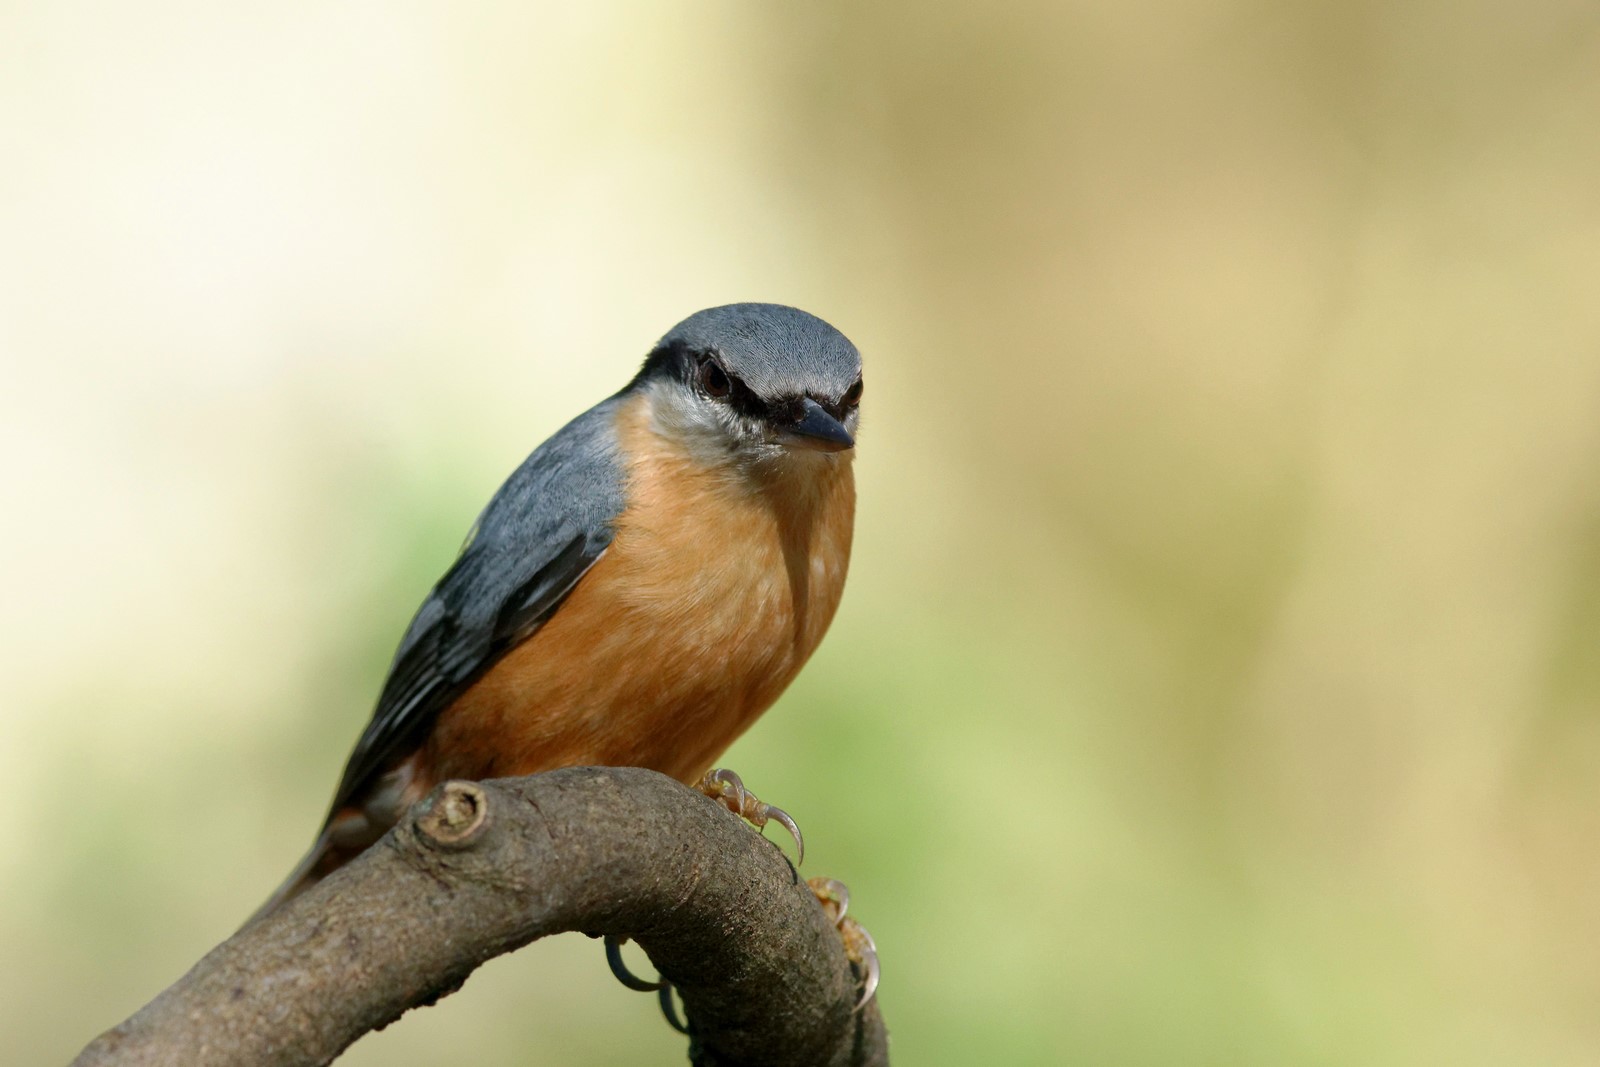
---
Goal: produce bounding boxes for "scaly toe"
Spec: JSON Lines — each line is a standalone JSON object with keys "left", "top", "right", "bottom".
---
{"left": 697, "top": 767, "right": 804, "bottom": 865}
{"left": 808, "top": 876, "right": 878, "bottom": 1010}
{"left": 749, "top": 799, "right": 804, "bottom": 866}
{"left": 698, "top": 768, "right": 749, "bottom": 814}
{"left": 807, "top": 876, "right": 851, "bottom": 925}
{"left": 840, "top": 917, "right": 880, "bottom": 1011}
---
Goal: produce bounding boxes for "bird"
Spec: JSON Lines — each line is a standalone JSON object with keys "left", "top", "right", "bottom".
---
{"left": 253, "top": 304, "right": 865, "bottom": 953}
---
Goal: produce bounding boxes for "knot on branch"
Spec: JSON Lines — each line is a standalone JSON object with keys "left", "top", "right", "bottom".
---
{"left": 71, "top": 767, "right": 888, "bottom": 1067}
{"left": 414, "top": 780, "right": 490, "bottom": 850}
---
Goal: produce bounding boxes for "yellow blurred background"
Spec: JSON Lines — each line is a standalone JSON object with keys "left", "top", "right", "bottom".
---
{"left": 6, "top": 2, "right": 1600, "bottom": 1063}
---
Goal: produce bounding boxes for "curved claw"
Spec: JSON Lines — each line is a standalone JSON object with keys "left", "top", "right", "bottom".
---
{"left": 697, "top": 768, "right": 805, "bottom": 866}
{"left": 658, "top": 983, "right": 690, "bottom": 1034}
{"left": 761, "top": 802, "right": 805, "bottom": 866}
{"left": 810, "top": 877, "right": 879, "bottom": 1011}
{"left": 806, "top": 876, "right": 850, "bottom": 925}
{"left": 848, "top": 922, "right": 880, "bottom": 1011}
{"left": 606, "top": 936, "right": 693, "bottom": 1033}
{"left": 605, "top": 934, "right": 665, "bottom": 992}
{"left": 703, "top": 768, "right": 748, "bottom": 812}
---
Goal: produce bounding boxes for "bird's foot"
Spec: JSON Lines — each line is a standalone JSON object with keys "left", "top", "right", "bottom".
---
{"left": 603, "top": 935, "right": 691, "bottom": 1032}
{"left": 696, "top": 767, "right": 804, "bottom": 865}
{"left": 603, "top": 877, "right": 878, "bottom": 1026}
{"left": 808, "top": 876, "right": 880, "bottom": 1010}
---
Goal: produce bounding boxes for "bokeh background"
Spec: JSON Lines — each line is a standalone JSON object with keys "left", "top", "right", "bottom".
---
{"left": 6, "top": 2, "right": 1600, "bottom": 1063}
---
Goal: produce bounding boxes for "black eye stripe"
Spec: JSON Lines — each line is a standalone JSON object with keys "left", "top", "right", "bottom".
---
{"left": 687, "top": 350, "right": 860, "bottom": 421}
{"left": 727, "top": 379, "right": 767, "bottom": 418}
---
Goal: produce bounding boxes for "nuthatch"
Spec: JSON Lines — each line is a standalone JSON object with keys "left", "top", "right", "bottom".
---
{"left": 256, "top": 303, "right": 876, "bottom": 1008}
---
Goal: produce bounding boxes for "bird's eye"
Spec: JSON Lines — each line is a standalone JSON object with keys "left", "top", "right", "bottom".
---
{"left": 843, "top": 378, "right": 864, "bottom": 407}
{"left": 698, "top": 358, "right": 732, "bottom": 399}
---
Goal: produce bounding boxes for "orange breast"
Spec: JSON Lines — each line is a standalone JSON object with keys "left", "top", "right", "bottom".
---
{"left": 416, "top": 391, "right": 855, "bottom": 791}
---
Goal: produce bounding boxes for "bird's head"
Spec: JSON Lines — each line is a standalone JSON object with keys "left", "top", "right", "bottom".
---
{"left": 633, "top": 303, "right": 862, "bottom": 470}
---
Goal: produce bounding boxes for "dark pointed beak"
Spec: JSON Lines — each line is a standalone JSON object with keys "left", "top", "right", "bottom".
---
{"left": 784, "top": 397, "right": 855, "bottom": 452}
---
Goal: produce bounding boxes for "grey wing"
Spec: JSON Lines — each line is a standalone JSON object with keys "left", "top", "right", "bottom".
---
{"left": 324, "top": 393, "right": 630, "bottom": 820}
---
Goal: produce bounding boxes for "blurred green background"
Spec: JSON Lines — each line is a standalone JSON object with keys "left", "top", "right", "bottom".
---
{"left": 6, "top": 2, "right": 1600, "bottom": 1064}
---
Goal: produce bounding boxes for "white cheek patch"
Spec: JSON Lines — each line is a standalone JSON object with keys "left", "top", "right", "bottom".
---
{"left": 642, "top": 378, "right": 781, "bottom": 470}
{"left": 644, "top": 379, "right": 721, "bottom": 442}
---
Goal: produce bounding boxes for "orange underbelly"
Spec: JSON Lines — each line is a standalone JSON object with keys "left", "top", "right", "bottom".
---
{"left": 419, "top": 579, "right": 800, "bottom": 786}
{"left": 417, "top": 397, "right": 854, "bottom": 794}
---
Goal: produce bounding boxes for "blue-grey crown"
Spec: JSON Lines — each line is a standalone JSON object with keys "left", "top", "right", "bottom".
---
{"left": 650, "top": 303, "right": 861, "bottom": 404}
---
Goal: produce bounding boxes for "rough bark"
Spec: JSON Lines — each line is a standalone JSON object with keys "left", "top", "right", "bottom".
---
{"left": 73, "top": 767, "right": 888, "bottom": 1067}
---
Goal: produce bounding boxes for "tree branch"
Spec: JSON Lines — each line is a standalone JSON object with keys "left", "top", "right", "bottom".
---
{"left": 73, "top": 767, "right": 888, "bottom": 1067}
